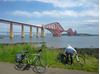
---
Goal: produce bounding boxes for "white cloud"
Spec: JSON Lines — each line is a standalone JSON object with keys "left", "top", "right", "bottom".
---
{"left": 6, "top": 0, "right": 99, "bottom": 18}
{"left": 35, "top": 0, "right": 99, "bottom": 8}
{"left": 11, "top": 9, "right": 99, "bottom": 18}
{"left": 2, "top": 0, "right": 34, "bottom": 2}
{"left": 36, "top": 0, "right": 80, "bottom": 8}
{"left": 3, "top": 0, "right": 99, "bottom": 9}
{"left": 79, "top": 9, "right": 99, "bottom": 17}
{"left": 86, "top": 19, "right": 99, "bottom": 23}
{"left": 12, "top": 10, "right": 43, "bottom": 17}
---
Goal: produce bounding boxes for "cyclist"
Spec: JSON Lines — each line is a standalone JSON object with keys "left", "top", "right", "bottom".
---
{"left": 64, "top": 44, "right": 79, "bottom": 64}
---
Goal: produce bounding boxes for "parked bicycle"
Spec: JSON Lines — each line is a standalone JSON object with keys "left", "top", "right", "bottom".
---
{"left": 57, "top": 52, "right": 85, "bottom": 67}
{"left": 14, "top": 49, "right": 46, "bottom": 73}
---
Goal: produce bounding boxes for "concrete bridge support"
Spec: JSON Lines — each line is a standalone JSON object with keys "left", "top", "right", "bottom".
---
{"left": 9, "top": 22, "right": 14, "bottom": 38}
{"left": 21, "top": 25, "right": 25, "bottom": 38}
{"left": 36, "top": 27, "right": 39, "bottom": 37}
{"left": 30, "top": 26, "right": 32, "bottom": 38}
{"left": 41, "top": 26, "right": 45, "bottom": 37}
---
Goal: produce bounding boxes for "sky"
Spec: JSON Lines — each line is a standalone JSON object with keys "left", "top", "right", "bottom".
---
{"left": 0, "top": 0, "right": 99, "bottom": 34}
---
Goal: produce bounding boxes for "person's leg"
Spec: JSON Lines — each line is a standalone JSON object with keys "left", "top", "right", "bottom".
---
{"left": 65, "top": 52, "right": 69, "bottom": 64}
{"left": 70, "top": 53, "right": 73, "bottom": 64}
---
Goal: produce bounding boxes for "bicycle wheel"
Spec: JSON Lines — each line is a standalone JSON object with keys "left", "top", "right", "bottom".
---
{"left": 14, "top": 62, "right": 26, "bottom": 71}
{"left": 77, "top": 55, "right": 85, "bottom": 67}
{"left": 56, "top": 53, "right": 66, "bottom": 64}
{"left": 33, "top": 58, "right": 46, "bottom": 73}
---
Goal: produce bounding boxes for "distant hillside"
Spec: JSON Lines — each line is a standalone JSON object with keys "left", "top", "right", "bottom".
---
{"left": 62, "top": 33, "right": 99, "bottom": 36}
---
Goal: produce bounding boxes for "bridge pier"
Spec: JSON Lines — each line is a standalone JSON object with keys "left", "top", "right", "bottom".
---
{"left": 41, "top": 26, "right": 45, "bottom": 37}
{"left": 36, "top": 27, "right": 39, "bottom": 37}
{"left": 9, "top": 22, "right": 14, "bottom": 38}
{"left": 30, "top": 26, "right": 32, "bottom": 38}
{"left": 21, "top": 25, "right": 25, "bottom": 38}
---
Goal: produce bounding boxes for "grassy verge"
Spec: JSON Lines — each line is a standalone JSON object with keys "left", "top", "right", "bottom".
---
{"left": 46, "top": 48, "right": 99, "bottom": 72}
{"left": 0, "top": 44, "right": 99, "bottom": 72}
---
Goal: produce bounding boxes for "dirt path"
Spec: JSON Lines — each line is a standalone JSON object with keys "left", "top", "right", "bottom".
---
{"left": 0, "top": 62, "right": 98, "bottom": 74}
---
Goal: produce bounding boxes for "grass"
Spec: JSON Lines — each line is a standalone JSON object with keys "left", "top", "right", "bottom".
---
{"left": 45, "top": 49, "right": 99, "bottom": 72}
{"left": 0, "top": 44, "right": 99, "bottom": 72}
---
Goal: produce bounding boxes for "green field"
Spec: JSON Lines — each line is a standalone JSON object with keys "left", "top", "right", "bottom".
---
{"left": 0, "top": 44, "right": 99, "bottom": 72}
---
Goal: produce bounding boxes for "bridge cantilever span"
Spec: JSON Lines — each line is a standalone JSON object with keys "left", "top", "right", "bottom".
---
{"left": 44, "top": 22, "right": 77, "bottom": 36}
{"left": 44, "top": 22, "right": 64, "bottom": 37}
{"left": 64, "top": 28, "right": 77, "bottom": 36}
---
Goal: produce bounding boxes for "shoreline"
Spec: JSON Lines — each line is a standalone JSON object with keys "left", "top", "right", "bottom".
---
{"left": 0, "top": 43, "right": 98, "bottom": 49}
{"left": 0, "top": 42, "right": 45, "bottom": 45}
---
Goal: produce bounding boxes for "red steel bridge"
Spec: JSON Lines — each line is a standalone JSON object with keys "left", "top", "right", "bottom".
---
{"left": 45, "top": 22, "right": 77, "bottom": 36}
{"left": 0, "top": 19, "right": 77, "bottom": 38}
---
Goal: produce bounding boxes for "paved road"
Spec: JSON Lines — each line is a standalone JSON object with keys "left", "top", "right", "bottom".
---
{"left": 0, "top": 62, "right": 98, "bottom": 74}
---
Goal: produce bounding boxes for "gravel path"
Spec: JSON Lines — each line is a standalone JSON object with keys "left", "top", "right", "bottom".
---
{"left": 0, "top": 62, "right": 98, "bottom": 74}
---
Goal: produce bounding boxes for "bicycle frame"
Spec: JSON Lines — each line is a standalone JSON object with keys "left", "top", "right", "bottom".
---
{"left": 23, "top": 53, "right": 41, "bottom": 65}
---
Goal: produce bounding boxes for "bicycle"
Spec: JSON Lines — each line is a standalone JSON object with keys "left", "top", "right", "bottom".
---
{"left": 56, "top": 52, "right": 85, "bottom": 67}
{"left": 14, "top": 49, "right": 46, "bottom": 73}
{"left": 73, "top": 54, "right": 85, "bottom": 68}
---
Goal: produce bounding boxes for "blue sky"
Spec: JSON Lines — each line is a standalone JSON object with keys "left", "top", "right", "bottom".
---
{"left": 0, "top": 0, "right": 99, "bottom": 34}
